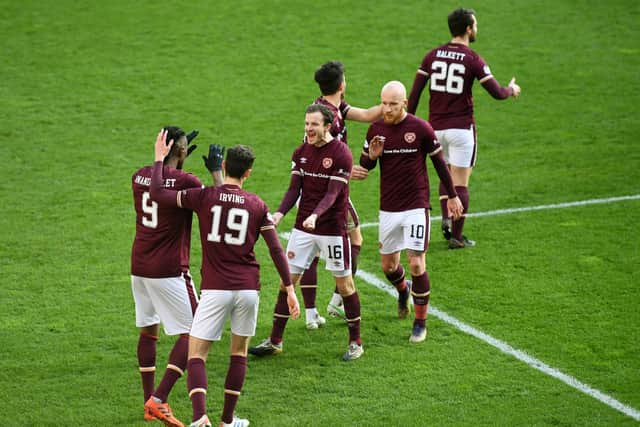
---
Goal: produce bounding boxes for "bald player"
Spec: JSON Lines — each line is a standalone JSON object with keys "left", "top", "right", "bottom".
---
{"left": 358, "top": 81, "right": 463, "bottom": 343}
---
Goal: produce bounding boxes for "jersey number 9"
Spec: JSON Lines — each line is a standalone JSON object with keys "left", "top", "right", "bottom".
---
{"left": 141, "top": 192, "right": 158, "bottom": 229}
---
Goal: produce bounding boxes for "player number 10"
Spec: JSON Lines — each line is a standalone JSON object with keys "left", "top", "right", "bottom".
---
{"left": 410, "top": 224, "right": 425, "bottom": 239}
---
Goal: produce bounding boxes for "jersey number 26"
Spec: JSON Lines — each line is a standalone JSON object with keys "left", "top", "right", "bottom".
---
{"left": 431, "top": 61, "right": 465, "bottom": 94}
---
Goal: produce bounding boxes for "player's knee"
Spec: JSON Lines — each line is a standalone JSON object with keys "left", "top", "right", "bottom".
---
{"left": 408, "top": 259, "right": 425, "bottom": 276}
{"left": 349, "top": 228, "right": 363, "bottom": 245}
{"left": 336, "top": 277, "right": 355, "bottom": 296}
{"left": 381, "top": 261, "right": 397, "bottom": 274}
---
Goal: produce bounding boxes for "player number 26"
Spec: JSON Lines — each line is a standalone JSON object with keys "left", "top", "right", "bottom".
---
{"left": 430, "top": 61, "right": 465, "bottom": 94}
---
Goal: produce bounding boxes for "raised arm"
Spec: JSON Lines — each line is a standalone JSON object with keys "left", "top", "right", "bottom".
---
{"left": 201, "top": 143, "right": 226, "bottom": 186}
{"left": 149, "top": 129, "right": 181, "bottom": 207}
{"left": 345, "top": 104, "right": 382, "bottom": 122}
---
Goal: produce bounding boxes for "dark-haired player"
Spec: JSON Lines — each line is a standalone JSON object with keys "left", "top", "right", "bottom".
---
{"left": 250, "top": 103, "right": 364, "bottom": 361}
{"left": 132, "top": 126, "right": 205, "bottom": 427}
{"left": 300, "top": 60, "right": 381, "bottom": 326}
{"left": 408, "top": 7, "right": 521, "bottom": 248}
{"left": 150, "top": 133, "right": 300, "bottom": 427}
{"left": 360, "top": 81, "right": 463, "bottom": 343}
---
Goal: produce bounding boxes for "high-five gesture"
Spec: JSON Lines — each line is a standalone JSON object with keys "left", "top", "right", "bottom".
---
{"left": 154, "top": 129, "right": 174, "bottom": 162}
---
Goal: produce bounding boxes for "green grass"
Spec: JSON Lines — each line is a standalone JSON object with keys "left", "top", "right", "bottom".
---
{"left": 1, "top": 0, "right": 639, "bottom": 425}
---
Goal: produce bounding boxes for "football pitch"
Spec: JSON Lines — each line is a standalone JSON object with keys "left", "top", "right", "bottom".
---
{"left": 1, "top": 1, "right": 638, "bottom": 426}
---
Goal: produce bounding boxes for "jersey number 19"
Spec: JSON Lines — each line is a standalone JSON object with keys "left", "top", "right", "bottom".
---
{"left": 207, "top": 205, "right": 249, "bottom": 246}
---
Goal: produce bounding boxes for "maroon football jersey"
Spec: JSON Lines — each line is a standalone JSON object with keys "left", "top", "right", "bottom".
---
{"left": 291, "top": 139, "right": 352, "bottom": 235}
{"left": 314, "top": 96, "right": 351, "bottom": 144}
{"left": 179, "top": 184, "right": 274, "bottom": 291}
{"left": 362, "top": 114, "right": 441, "bottom": 212}
{"left": 131, "top": 166, "right": 202, "bottom": 278}
{"left": 417, "top": 42, "right": 491, "bottom": 130}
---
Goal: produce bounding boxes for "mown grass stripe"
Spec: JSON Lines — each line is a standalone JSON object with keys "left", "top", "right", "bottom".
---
{"left": 356, "top": 270, "right": 640, "bottom": 421}
{"left": 359, "top": 194, "right": 640, "bottom": 228}
{"left": 281, "top": 193, "right": 640, "bottom": 421}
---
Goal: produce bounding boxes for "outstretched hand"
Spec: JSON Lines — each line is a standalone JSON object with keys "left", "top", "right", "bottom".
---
{"left": 509, "top": 77, "right": 521, "bottom": 98}
{"left": 368, "top": 135, "right": 385, "bottom": 160}
{"left": 351, "top": 165, "right": 369, "bottom": 180}
{"left": 186, "top": 130, "right": 199, "bottom": 157}
{"left": 202, "top": 144, "right": 225, "bottom": 172}
{"left": 155, "top": 129, "right": 173, "bottom": 162}
{"left": 272, "top": 212, "right": 284, "bottom": 227}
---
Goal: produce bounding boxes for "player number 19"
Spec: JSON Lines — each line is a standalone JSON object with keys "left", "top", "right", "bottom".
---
{"left": 207, "top": 205, "right": 249, "bottom": 246}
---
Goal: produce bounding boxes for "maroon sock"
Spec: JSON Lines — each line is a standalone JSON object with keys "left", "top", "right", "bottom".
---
{"left": 452, "top": 186, "right": 469, "bottom": 240}
{"left": 300, "top": 257, "right": 319, "bottom": 309}
{"left": 300, "top": 258, "right": 318, "bottom": 286}
{"left": 351, "top": 244, "right": 361, "bottom": 276}
{"left": 270, "top": 291, "right": 290, "bottom": 344}
{"left": 342, "top": 292, "right": 362, "bottom": 345}
{"left": 221, "top": 355, "right": 247, "bottom": 424}
{"left": 300, "top": 286, "right": 317, "bottom": 309}
{"left": 137, "top": 332, "right": 158, "bottom": 402}
{"left": 187, "top": 358, "right": 208, "bottom": 422}
{"left": 411, "top": 272, "right": 430, "bottom": 328}
{"left": 154, "top": 334, "right": 188, "bottom": 402}
{"left": 385, "top": 265, "right": 407, "bottom": 292}
{"left": 439, "top": 181, "right": 449, "bottom": 221}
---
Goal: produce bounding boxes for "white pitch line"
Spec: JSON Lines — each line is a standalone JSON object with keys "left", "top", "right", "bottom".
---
{"left": 359, "top": 194, "right": 640, "bottom": 229}
{"left": 278, "top": 194, "right": 640, "bottom": 420}
{"left": 356, "top": 270, "right": 640, "bottom": 421}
